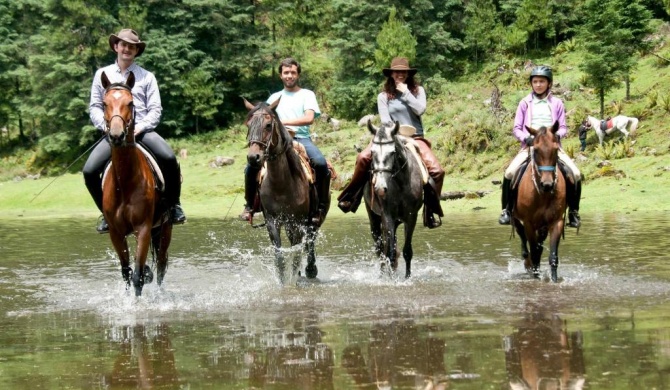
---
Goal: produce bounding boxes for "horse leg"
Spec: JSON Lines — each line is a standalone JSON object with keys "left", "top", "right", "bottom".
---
{"left": 402, "top": 217, "right": 418, "bottom": 279}
{"left": 548, "top": 223, "right": 563, "bottom": 282}
{"left": 513, "top": 219, "right": 530, "bottom": 272}
{"left": 132, "top": 225, "right": 152, "bottom": 296}
{"left": 303, "top": 225, "right": 318, "bottom": 279}
{"left": 109, "top": 231, "right": 132, "bottom": 288}
{"left": 266, "top": 220, "right": 285, "bottom": 284}
{"left": 154, "top": 220, "right": 173, "bottom": 286}
{"left": 524, "top": 226, "right": 542, "bottom": 278}
{"left": 366, "top": 207, "right": 383, "bottom": 257}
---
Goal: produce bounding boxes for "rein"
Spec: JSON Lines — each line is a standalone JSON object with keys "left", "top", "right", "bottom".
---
{"left": 529, "top": 145, "right": 557, "bottom": 194}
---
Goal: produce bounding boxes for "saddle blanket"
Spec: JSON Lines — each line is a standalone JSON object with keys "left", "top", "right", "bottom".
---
{"left": 102, "top": 144, "right": 165, "bottom": 191}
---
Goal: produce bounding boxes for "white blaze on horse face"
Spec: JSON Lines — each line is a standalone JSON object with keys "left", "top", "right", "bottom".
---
{"left": 112, "top": 91, "right": 124, "bottom": 100}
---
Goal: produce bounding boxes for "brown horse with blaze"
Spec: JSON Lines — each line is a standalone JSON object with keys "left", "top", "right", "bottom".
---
{"left": 101, "top": 71, "right": 172, "bottom": 296}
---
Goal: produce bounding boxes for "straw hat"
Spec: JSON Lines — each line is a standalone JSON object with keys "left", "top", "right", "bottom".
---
{"left": 109, "top": 29, "right": 146, "bottom": 57}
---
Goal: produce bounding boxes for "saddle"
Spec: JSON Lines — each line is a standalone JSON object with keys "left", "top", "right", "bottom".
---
{"left": 102, "top": 144, "right": 165, "bottom": 192}
{"left": 600, "top": 118, "right": 613, "bottom": 132}
{"left": 511, "top": 157, "right": 575, "bottom": 190}
{"left": 399, "top": 136, "right": 430, "bottom": 185}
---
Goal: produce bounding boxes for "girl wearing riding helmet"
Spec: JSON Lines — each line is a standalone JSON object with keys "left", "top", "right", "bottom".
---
{"left": 497, "top": 65, "right": 582, "bottom": 228}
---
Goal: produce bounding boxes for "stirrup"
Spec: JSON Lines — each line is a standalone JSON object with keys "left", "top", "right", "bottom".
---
{"left": 568, "top": 211, "right": 581, "bottom": 228}
{"left": 171, "top": 205, "right": 186, "bottom": 224}
{"left": 96, "top": 215, "right": 109, "bottom": 234}
{"left": 498, "top": 209, "right": 511, "bottom": 225}
{"left": 239, "top": 207, "right": 253, "bottom": 222}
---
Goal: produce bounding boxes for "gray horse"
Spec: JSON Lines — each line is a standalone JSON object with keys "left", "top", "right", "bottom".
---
{"left": 364, "top": 121, "right": 424, "bottom": 278}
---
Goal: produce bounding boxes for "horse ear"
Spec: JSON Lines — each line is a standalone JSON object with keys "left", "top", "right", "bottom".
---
{"left": 550, "top": 120, "right": 559, "bottom": 134}
{"left": 269, "top": 96, "right": 281, "bottom": 111}
{"left": 126, "top": 71, "right": 135, "bottom": 89}
{"left": 392, "top": 121, "right": 400, "bottom": 136}
{"left": 242, "top": 97, "right": 255, "bottom": 111}
{"left": 525, "top": 125, "right": 538, "bottom": 136}
{"left": 367, "top": 119, "right": 378, "bottom": 136}
{"left": 101, "top": 71, "right": 110, "bottom": 89}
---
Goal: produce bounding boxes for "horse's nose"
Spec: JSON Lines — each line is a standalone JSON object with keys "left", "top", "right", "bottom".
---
{"left": 247, "top": 153, "right": 262, "bottom": 167}
{"left": 542, "top": 182, "right": 554, "bottom": 192}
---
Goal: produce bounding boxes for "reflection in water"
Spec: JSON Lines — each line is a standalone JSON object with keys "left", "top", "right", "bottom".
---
{"left": 102, "top": 323, "right": 180, "bottom": 389}
{"left": 342, "top": 319, "right": 451, "bottom": 389}
{"left": 504, "top": 308, "right": 585, "bottom": 390}
{"left": 205, "top": 312, "right": 335, "bottom": 389}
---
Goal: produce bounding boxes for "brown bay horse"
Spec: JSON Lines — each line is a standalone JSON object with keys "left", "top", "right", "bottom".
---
{"left": 512, "top": 122, "right": 567, "bottom": 282}
{"left": 244, "top": 98, "right": 329, "bottom": 284}
{"left": 101, "top": 71, "right": 172, "bottom": 296}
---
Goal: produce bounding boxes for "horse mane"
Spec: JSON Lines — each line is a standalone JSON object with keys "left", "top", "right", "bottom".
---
{"left": 246, "top": 102, "right": 306, "bottom": 180}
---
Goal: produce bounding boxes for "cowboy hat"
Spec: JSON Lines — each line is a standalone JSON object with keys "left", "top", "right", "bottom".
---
{"left": 109, "top": 29, "right": 146, "bottom": 57}
{"left": 383, "top": 57, "right": 417, "bottom": 77}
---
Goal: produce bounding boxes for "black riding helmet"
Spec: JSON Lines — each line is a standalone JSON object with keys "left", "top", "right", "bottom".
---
{"left": 529, "top": 65, "right": 553, "bottom": 83}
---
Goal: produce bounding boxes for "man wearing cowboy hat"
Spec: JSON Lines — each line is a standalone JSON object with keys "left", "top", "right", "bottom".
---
{"left": 83, "top": 28, "right": 187, "bottom": 233}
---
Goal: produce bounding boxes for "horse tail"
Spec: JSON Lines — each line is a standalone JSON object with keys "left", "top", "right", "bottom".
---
{"left": 628, "top": 117, "right": 639, "bottom": 135}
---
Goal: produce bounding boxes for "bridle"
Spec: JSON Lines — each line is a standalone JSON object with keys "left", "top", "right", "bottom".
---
{"left": 247, "top": 111, "right": 289, "bottom": 162}
{"left": 103, "top": 83, "right": 135, "bottom": 144}
{"left": 528, "top": 142, "right": 558, "bottom": 195}
{"left": 370, "top": 137, "right": 408, "bottom": 179}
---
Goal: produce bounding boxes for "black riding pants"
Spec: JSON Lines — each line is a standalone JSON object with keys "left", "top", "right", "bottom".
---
{"left": 82, "top": 131, "right": 181, "bottom": 212}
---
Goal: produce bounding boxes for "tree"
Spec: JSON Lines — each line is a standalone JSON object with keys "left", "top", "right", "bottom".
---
{"left": 374, "top": 7, "right": 417, "bottom": 72}
{"left": 464, "top": 0, "right": 499, "bottom": 67}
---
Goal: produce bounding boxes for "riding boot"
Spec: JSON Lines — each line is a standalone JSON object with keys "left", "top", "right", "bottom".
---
{"left": 498, "top": 178, "right": 513, "bottom": 225}
{"left": 313, "top": 174, "right": 331, "bottom": 225}
{"left": 240, "top": 166, "right": 260, "bottom": 222}
{"left": 168, "top": 163, "right": 187, "bottom": 224}
{"left": 567, "top": 180, "right": 582, "bottom": 228}
{"left": 422, "top": 177, "right": 443, "bottom": 229}
{"left": 85, "top": 173, "right": 109, "bottom": 233}
{"left": 337, "top": 149, "right": 372, "bottom": 213}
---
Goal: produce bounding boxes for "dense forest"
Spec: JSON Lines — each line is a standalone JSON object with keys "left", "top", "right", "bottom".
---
{"left": 1, "top": 0, "right": 669, "bottom": 167}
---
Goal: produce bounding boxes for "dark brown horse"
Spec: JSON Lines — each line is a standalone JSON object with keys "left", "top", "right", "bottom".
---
{"left": 364, "top": 121, "right": 423, "bottom": 278}
{"left": 512, "top": 122, "right": 567, "bottom": 282}
{"left": 244, "top": 98, "right": 328, "bottom": 284}
{"left": 101, "top": 71, "right": 172, "bottom": 296}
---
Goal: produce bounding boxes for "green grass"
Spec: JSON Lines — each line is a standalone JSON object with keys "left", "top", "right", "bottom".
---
{"left": 2, "top": 30, "right": 670, "bottom": 220}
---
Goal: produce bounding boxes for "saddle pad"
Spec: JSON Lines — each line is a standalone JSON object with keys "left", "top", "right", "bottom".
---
{"left": 102, "top": 144, "right": 165, "bottom": 191}
{"left": 259, "top": 141, "right": 314, "bottom": 184}
{"left": 401, "top": 136, "right": 430, "bottom": 185}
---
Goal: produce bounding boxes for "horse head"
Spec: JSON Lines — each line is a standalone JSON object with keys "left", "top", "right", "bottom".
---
{"left": 368, "top": 120, "right": 402, "bottom": 198}
{"left": 244, "top": 97, "right": 287, "bottom": 168}
{"left": 101, "top": 71, "right": 136, "bottom": 147}
{"left": 526, "top": 122, "right": 560, "bottom": 193}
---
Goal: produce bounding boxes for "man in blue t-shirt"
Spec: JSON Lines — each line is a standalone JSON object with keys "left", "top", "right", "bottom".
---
{"left": 240, "top": 58, "right": 330, "bottom": 223}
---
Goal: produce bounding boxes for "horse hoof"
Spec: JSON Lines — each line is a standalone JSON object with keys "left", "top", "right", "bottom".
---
{"left": 144, "top": 265, "right": 154, "bottom": 284}
{"left": 551, "top": 268, "right": 558, "bottom": 282}
{"left": 305, "top": 264, "right": 318, "bottom": 279}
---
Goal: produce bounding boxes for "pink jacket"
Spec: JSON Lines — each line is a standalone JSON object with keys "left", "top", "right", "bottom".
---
{"left": 513, "top": 92, "right": 567, "bottom": 147}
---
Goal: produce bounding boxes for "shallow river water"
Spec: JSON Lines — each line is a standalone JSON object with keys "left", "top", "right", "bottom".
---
{"left": 1, "top": 211, "right": 669, "bottom": 389}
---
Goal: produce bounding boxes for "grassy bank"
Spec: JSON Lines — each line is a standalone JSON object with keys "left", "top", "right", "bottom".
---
{"left": 2, "top": 32, "right": 670, "bottom": 220}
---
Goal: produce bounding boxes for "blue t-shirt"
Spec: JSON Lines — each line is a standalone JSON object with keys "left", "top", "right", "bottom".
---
{"left": 267, "top": 89, "right": 321, "bottom": 139}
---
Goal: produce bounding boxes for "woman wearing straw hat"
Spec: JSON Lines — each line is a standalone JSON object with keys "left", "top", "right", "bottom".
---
{"left": 84, "top": 28, "right": 186, "bottom": 233}
{"left": 337, "top": 57, "right": 445, "bottom": 228}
